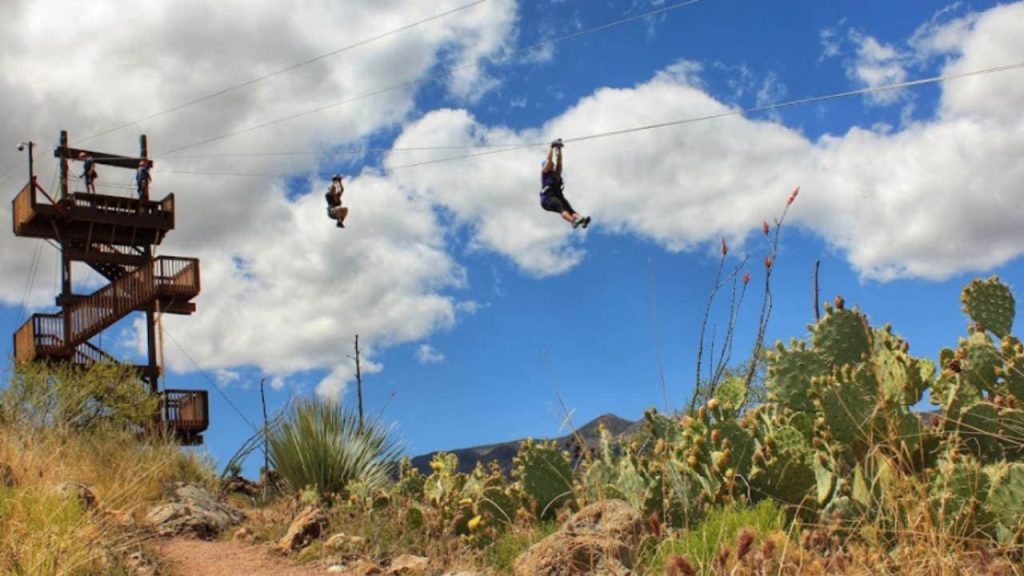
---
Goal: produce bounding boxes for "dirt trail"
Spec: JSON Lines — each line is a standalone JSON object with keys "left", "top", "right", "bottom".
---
{"left": 155, "top": 537, "right": 333, "bottom": 576}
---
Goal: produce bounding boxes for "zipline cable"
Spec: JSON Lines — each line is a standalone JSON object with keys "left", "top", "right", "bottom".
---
{"left": 158, "top": 0, "right": 705, "bottom": 156}
{"left": 78, "top": 0, "right": 490, "bottom": 144}
{"left": 163, "top": 328, "right": 262, "bottom": 434}
{"left": 384, "top": 61, "right": 1024, "bottom": 171}
{"left": 155, "top": 59, "right": 1023, "bottom": 166}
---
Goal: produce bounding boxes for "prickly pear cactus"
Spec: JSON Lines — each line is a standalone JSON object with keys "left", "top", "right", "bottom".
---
{"left": 958, "top": 331, "right": 1003, "bottom": 396}
{"left": 513, "top": 440, "right": 575, "bottom": 520}
{"left": 766, "top": 341, "right": 828, "bottom": 413}
{"left": 985, "top": 462, "right": 1024, "bottom": 545}
{"left": 873, "top": 326, "right": 932, "bottom": 407}
{"left": 394, "top": 457, "right": 426, "bottom": 499}
{"left": 955, "top": 402, "right": 1003, "bottom": 462}
{"left": 812, "top": 303, "right": 872, "bottom": 367}
{"left": 962, "top": 277, "right": 1015, "bottom": 338}
{"left": 929, "top": 459, "right": 993, "bottom": 539}
{"left": 423, "top": 452, "right": 466, "bottom": 506}
{"left": 714, "top": 376, "right": 749, "bottom": 417}
{"left": 477, "top": 485, "right": 520, "bottom": 526}
{"left": 815, "top": 365, "right": 879, "bottom": 448}
{"left": 998, "top": 336, "right": 1024, "bottom": 401}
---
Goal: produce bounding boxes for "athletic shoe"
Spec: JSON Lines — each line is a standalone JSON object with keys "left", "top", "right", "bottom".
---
{"left": 336, "top": 220, "right": 345, "bottom": 228}
{"left": 572, "top": 217, "right": 583, "bottom": 229}
{"left": 581, "top": 216, "right": 591, "bottom": 229}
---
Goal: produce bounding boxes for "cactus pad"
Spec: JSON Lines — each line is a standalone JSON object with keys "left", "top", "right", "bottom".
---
{"left": 766, "top": 341, "right": 828, "bottom": 413}
{"left": 956, "top": 402, "right": 1003, "bottom": 462}
{"left": 962, "top": 277, "right": 1015, "bottom": 338}
{"left": 513, "top": 440, "right": 574, "bottom": 520}
{"left": 985, "top": 462, "right": 1024, "bottom": 545}
{"left": 812, "top": 304, "right": 872, "bottom": 367}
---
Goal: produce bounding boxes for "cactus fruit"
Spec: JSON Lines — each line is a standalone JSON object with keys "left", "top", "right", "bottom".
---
{"left": 812, "top": 304, "right": 872, "bottom": 367}
{"left": 711, "top": 420, "right": 756, "bottom": 476}
{"left": 513, "top": 440, "right": 575, "bottom": 520}
{"left": 962, "top": 277, "right": 1015, "bottom": 338}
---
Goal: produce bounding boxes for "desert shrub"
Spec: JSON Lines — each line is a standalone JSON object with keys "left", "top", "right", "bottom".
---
{"left": 0, "top": 361, "right": 159, "bottom": 433}
{"left": 267, "top": 399, "right": 401, "bottom": 497}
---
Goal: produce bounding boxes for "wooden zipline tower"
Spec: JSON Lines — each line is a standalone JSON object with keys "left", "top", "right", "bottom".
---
{"left": 11, "top": 130, "right": 208, "bottom": 444}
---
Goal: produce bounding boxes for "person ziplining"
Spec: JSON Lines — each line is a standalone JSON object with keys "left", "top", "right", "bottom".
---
{"left": 325, "top": 174, "right": 349, "bottom": 228}
{"left": 540, "top": 139, "right": 589, "bottom": 229}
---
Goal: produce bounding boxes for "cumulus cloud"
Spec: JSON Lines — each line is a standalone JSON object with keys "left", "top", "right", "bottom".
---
{"left": 380, "top": 2, "right": 1024, "bottom": 282}
{"left": 846, "top": 31, "right": 909, "bottom": 105}
{"left": 416, "top": 344, "right": 445, "bottom": 364}
{"left": 0, "top": 0, "right": 516, "bottom": 399}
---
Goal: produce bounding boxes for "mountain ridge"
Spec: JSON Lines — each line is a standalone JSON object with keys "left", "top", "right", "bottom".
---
{"left": 409, "top": 413, "right": 641, "bottom": 475}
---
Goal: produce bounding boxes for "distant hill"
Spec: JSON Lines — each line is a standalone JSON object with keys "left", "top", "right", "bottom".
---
{"left": 409, "top": 413, "right": 641, "bottom": 475}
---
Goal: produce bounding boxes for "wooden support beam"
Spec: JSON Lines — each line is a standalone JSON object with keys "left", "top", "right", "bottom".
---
{"left": 54, "top": 146, "right": 155, "bottom": 170}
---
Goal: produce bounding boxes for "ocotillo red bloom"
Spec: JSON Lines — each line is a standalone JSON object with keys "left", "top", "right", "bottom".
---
{"left": 721, "top": 238, "right": 728, "bottom": 256}
{"left": 788, "top": 186, "right": 800, "bottom": 206}
{"left": 762, "top": 221, "right": 770, "bottom": 235}
{"left": 764, "top": 256, "right": 774, "bottom": 269}
{"left": 742, "top": 272, "right": 751, "bottom": 284}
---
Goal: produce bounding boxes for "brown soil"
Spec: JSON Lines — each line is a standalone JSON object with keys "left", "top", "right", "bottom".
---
{"left": 154, "top": 537, "right": 332, "bottom": 576}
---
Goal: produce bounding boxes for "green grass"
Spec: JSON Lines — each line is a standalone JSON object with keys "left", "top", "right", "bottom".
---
{"left": 646, "top": 500, "right": 785, "bottom": 574}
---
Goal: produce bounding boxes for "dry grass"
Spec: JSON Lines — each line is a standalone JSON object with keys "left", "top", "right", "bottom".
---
{"left": 0, "top": 363, "right": 216, "bottom": 575}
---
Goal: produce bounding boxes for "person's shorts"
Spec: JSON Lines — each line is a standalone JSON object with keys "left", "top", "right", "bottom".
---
{"left": 328, "top": 205, "right": 345, "bottom": 219}
{"left": 540, "top": 189, "right": 567, "bottom": 213}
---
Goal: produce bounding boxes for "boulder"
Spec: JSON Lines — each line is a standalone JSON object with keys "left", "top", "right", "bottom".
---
{"left": 124, "top": 551, "right": 159, "bottom": 576}
{"left": 277, "top": 505, "right": 328, "bottom": 553}
{"left": 386, "top": 554, "right": 429, "bottom": 575}
{"left": 145, "top": 483, "right": 246, "bottom": 539}
{"left": 57, "top": 481, "right": 97, "bottom": 511}
{"left": 513, "top": 500, "right": 644, "bottom": 576}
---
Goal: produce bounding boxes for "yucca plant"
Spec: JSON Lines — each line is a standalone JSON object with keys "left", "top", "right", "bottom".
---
{"left": 267, "top": 399, "right": 401, "bottom": 497}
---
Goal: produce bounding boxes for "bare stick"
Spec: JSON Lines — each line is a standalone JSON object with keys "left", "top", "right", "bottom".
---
{"left": 814, "top": 260, "right": 821, "bottom": 321}
{"left": 354, "top": 334, "right": 364, "bottom": 430}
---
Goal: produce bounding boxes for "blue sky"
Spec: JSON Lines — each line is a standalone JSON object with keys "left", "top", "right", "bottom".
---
{"left": 1, "top": 0, "right": 1023, "bottom": 476}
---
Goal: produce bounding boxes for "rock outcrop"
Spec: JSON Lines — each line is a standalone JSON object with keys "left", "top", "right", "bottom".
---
{"left": 513, "top": 499, "right": 644, "bottom": 576}
{"left": 277, "top": 505, "right": 328, "bottom": 552}
{"left": 145, "top": 483, "right": 246, "bottom": 539}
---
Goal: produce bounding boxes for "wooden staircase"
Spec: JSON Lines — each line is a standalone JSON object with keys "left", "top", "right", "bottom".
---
{"left": 9, "top": 131, "right": 208, "bottom": 444}
{"left": 14, "top": 256, "right": 200, "bottom": 363}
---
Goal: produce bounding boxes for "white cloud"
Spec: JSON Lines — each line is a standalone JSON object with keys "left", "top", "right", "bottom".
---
{"left": 379, "top": 2, "right": 1024, "bottom": 283}
{"left": 847, "top": 31, "right": 909, "bottom": 105}
{"left": 0, "top": 0, "right": 516, "bottom": 400}
{"left": 416, "top": 344, "right": 445, "bottom": 364}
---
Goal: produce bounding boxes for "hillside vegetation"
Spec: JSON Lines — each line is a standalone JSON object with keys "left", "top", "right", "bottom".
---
{"left": 0, "top": 362, "right": 215, "bottom": 575}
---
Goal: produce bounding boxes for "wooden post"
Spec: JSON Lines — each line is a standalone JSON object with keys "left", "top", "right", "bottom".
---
{"left": 59, "top": 131, "right": 72, "bottom": 351}
{"left": 139, "top": 134, "right": 149, "bottom": 201}
{"left": 141, "top": 134, "right": 159, "bottom": 393}
{"left": 59, "top": 130, "right": 68, "bottom": 200}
